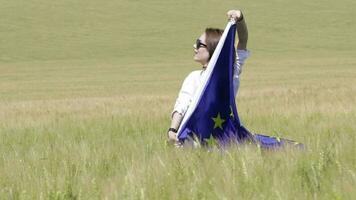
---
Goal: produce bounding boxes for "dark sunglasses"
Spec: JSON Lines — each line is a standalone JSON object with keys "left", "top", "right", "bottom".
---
{"left": 196, "top": 39, "right": 207, "bottom": 49}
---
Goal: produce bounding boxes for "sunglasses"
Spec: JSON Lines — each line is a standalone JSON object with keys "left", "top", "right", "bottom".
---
{"left": 195, "top": 39, "right": 207, "bottom": 49}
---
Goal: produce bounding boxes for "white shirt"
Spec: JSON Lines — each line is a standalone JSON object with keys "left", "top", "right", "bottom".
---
{"left": 173, "top": 49, "right": 250, "bottom": 116}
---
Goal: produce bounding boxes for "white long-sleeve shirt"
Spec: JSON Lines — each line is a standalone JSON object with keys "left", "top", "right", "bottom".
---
{"left": 173, "top": 49, "right": 250, "bottom": 116}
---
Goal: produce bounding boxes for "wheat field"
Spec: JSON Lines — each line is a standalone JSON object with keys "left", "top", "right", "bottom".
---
{"left": 0, "top": 0, "right": 355, "bottom": 199}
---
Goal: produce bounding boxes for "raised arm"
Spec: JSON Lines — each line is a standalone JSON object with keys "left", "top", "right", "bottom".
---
{"left": 227, "top": 10, "right": 248, "bottom": 50}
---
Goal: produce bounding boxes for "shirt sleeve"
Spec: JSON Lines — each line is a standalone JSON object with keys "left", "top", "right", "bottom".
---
{"left": 172, "top": 71, "right": 199, "bottom": 117}
{"left": 233, "top": 49, "right": 250, "bottom": 95}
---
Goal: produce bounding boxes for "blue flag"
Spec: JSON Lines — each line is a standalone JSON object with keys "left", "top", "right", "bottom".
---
{"left": 177, "top": 22, "right": 303, "bottom": 149}
{"left": 177, "top": 22, "right": 252, "bottom": 144}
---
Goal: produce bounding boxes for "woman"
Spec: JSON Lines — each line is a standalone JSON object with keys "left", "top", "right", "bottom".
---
{"left": 167, "top": 10, "right": 250, "bottom": 144}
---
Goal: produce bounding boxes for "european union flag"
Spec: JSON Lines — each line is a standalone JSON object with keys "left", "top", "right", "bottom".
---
{"left": 177, "top": 22, "right": 252, "bottom": 145}
{"left": 177, "top": 21, "right": 303, "bottom": 149}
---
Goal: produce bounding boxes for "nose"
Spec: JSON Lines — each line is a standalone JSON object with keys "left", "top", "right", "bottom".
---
{"left": 193, "top": 44, "right": 198, "bottom": 53}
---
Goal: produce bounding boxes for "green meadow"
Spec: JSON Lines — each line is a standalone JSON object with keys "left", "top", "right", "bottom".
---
{"left": 0, "top": 0, "right": 355, "bottom": 199}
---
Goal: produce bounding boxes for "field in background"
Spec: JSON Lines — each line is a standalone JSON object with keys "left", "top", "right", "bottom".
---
{"left": 0, "top": 0, "right": 355, "bottom": 199}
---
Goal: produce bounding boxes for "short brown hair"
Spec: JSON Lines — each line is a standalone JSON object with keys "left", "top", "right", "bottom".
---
{"left": 205, "top": 28, "right": 224, "bottom": 60}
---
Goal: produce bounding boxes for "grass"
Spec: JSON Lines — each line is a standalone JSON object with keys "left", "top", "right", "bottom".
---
{"left": 0, "top": 0, "right": 355, "bottom": 199}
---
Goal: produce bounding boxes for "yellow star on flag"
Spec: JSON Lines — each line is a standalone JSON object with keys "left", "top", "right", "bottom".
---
{"left": 212, "top": 113, "right": 225, "bottom": 130}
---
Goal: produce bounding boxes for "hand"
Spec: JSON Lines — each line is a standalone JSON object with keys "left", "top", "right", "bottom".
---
{"left": 167, "top": 130, "right": 178, "bottom": 144}
{"left": 227, "top": 10, "right": 243, "bottom": 22}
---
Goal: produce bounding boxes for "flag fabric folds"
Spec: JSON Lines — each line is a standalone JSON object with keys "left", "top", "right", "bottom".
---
{"left": 177, "top": 21, "right": 251, "bottom": 144}
{"left": 177, "top": 21, "right": 302, "bottom": 149}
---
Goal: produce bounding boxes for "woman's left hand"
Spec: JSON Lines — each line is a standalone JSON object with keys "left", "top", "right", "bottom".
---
{"left": 167, "top": 130, "right": 178, "bottom": 143}
{"left": 167, "top": 131, "right": 183, "bottom": 147}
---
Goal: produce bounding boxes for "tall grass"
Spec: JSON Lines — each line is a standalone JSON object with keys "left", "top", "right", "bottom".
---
{"left": 0, "top": 0, "right": 355, "bottom": 199}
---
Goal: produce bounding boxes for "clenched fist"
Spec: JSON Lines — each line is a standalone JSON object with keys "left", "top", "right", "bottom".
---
{"left": 227, "top": 10, "right": 243, "bottom": 22}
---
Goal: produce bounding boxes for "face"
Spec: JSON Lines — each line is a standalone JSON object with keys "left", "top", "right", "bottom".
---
{"left": 193, "top": 33, "right": 210, "bottom": 66}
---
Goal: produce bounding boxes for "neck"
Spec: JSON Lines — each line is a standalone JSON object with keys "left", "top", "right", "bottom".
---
{"left": 202, "top": 63, "right": 208, "bottom": 69}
